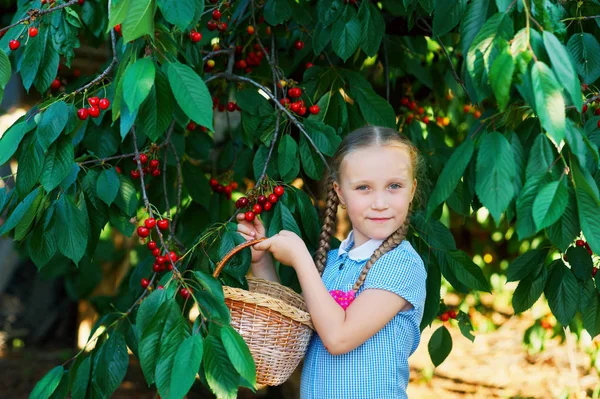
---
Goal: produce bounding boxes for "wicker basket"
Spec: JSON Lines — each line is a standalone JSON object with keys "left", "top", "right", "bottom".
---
{"left": 212, "top": 238, "right": 314, "bottom": 386}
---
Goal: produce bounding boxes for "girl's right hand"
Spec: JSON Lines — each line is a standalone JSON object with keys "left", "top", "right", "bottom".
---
{"left": 236, "top": 213, "right": 267, "bottom": 264}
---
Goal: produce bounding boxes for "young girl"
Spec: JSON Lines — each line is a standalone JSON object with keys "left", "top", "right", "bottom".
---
{"left": 236, "top": 126, "right": 428, "bottom": 399}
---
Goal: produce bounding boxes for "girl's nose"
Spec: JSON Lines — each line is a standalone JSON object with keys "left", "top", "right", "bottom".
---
{"left": 371, "top": 194, "right": 389, "bottom": 210}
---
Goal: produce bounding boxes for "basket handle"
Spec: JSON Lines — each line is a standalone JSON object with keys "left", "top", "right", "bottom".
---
{"left": 212, "top": 237, "right": 267, "bottom": 278}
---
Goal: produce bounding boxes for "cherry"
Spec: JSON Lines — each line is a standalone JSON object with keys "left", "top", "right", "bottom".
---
{"left": 209, "top": 178, "right": 219, "bottom": 187}
{"left": 98, "top": 98, "right": 110, "bottom": 110}
{"left": 235, "top": 45, "right": 243, "bottom": 54}
{"left": 247, "top": 25, "right": 255, "bottom": 35}
{"left": 474, "top": 110, "right": 482, "bottom": 119}
{"left": 130, "top": 170, "right": 140, "bottom": 179}
{"left": 230, "top": 181, "right": 238, "bottom": 189}
{"left": 153, "top": 263, "right": 162, "bottom": 272}
{"left": 169, "top": 251, "right": 178, "bottom": 262}
{"left": 88, "top": 106, "right": 100, "bottom": 118}
{"left": 187, "top": 121, "right": 197, "bottom": 131}
{"left": 417, "top": 107, "right": 425, "bottom": 115}
{"left": 439, "top": 312, "right": 450, "bottom": 322}
{"left": 290, "top": 102, "right": 301, "bottom": 113}
{"left": 244, "top": 67, "right": 253, "bottom": 74}
{"left": 115, "top": 166, "right": 121, "bottom": 174}
{"left": 28, "top": 27, "right": 38, "bottom": 37}
{"left": 207, "top": 20, "right": 217, "bottom": 31}
{"left": 306, "top": 62, "right": 314, "bottom": 69}
{"left": 280, "top": 98, "right": 291, "bottom": 106}
{"left": 145, "top": 218, "right": 156, "bottom": 229}
{"left": 401, "top": 97, "right": 409, "bottom": 106}
{"left": 224, "top": 185, "right": 233, "bottom": 195}
{"left": 299, "top": 106, "right": 307, "bottom": 116}
{"left": 156, "top": 256, "right": 166, "bottom": 265}
{"left": 115, "top": 24, "right": 122, "bottom": 34}
{"left": 265, "top": 26, "right": 272, "bottom": 35}
{"left": 227, "top": 102, "right": 236, "bottom": 112}
{"left": 294, "top": 40, "right": 305, "bottom": 50}
{"left": 576, "top": 239, "right": 585, "bottom": 247}
{"left": 593, "top": 267, "right": 598, "bottom": 278}
{"left": 263, "top": 201, "right": 273, "bottom": 211}
{"left": 408, "top": 101, "right": 417, "bottom": 110}
{"left": 157, "top": 219, "right": 169, "bottom": 230}
{"left": 190, "top": 31, "right": 202, "bottom": 43}
{"left": 238, "top": 197, "right": 249, "bottom": 208}
{"left": 597, "top": 120, "right": 600, "bottom": 129}
{"left": 423, "top": 116, "right": 430, "bottom": 124}
{"left": 582, "top": 104, "right": 588, "bottom": 113}
{"left": 309, "top": 105, "right": 320, "bottom": 115}
{"left": 207, "top": 59, "right": 215, "bottom": 68}
{"left": 252, "top": 203, "right": 263, "bottom": 214}
{"left": 288, "top": 87, "right": 302, "bottom": 98}
{"left": 147, "top": 240, "right": 157, "bottom": 250}
{"left": 257, "top": 195, "right": 267, "bottom": 205}
{"left": 212, "top": 9, "right": 222, "bottom": 19}
{"left": 157, "top": 285, "right": 164, "bottom": 290}
{"left": 151, "top": 169, "right": 160, "bottom": 177}
{"left": 152, "top": 248, "right": 161, "bottom": 257}
{"left": 245, "top": 211, "right": 255, "bottom": 222}
{"left": 78, "top": 0, "right": 84, "bottom": 4}
{"left": 463, "top": 104, "right": 471, "bottom": 113}
{"left": 50, "top": 79, "right": 61, "bottom": 91}
{"left": 137, "top": 226, "right": 150, "bottom": 238}
{"left": 448, "top": 310, "right": 457, "bottom": 319}
{"left": 217, "top": 22, "right": 227, "bottom": 32}
{"left": 73, "top": 69, "right": 81, "bottom": 78}
{"left": 215, "top": 184, "right": 225, "bottom": 193}
{"left": 595, "top": 108, "right": 600, "bottom": 116}
{"left": 88, "top": 96, "right": 100, "bottom": 106}
{"left": 274, "top": 186, "right": 284, "bottom": 196}
{"left": 149, "top": 159, "right": 159, "bottom": 169}
{"left": 179, "top": 287, "right": 191, "bottom": 299}
{"left": 9, "top": 40, "right": 20, "bottom": 50}
{"left": 141, "top": 278, "right": 150, "bottom": 288}
{"left": 139, "top": 154, "right": 149, "bottom": 164}
{"left": 77, "top": 108, "right": 89, "bottom": 120}
{"left": 268, "top": 193, "right": 278, "bottom": 204}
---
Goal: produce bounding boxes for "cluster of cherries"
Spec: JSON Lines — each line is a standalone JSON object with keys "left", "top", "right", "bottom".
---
{"left": 279, "top": 87, "right": 319, "bottom": 116}
{"left": 77, "top": 96, "right": 111, "bottom": 120}
{"left": 236, "top": 185, "right": 285, "bottom": 222}
{"left": 581, "top": 101, "right": 600, "bottom": 128}
{"left": 7, "top": 25, "right": 40, "bottom": 51}
{"left": 186, "top": 121, "right": 208, "bottom": 132}
{"left": 130, "top": 153, "right": 161, "bottom": 179}
{"left": 401, "top": 96, "right": 481, "bottom": 126}
{"left": 207, "top": 9, "right": 228, "bottom": 32}
{"left": 438, "top": 309, "right": 458, "bottom": 322}
{"left": 233, "top": 43, "right": 266, "bottom": 74}
{"left": 212, "top": 97, "right": 240, "bottom": 113}
{"left": 209, "top": 178, "right": 238, "bottom": 200}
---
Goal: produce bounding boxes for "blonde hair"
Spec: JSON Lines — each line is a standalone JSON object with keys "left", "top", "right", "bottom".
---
{"left": 313, "top": 126, "right": 426, "bottom": 292}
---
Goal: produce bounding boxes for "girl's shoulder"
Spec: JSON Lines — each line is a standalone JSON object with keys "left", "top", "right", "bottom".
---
{"left": 371, "top": 240, "right": 427, "bottom": 277}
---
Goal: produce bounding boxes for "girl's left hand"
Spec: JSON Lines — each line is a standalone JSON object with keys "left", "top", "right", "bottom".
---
{"left": 252, "top": 230, "right": 311, "bottom": 269}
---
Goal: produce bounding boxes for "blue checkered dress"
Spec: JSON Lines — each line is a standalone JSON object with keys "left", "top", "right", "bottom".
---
{"left": 300, "top": 231, "right": 428, "bottom": 399}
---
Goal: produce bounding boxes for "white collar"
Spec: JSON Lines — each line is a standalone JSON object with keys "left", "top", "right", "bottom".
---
{"left": 336, "top": 230, "right": 384, "bottom": 261}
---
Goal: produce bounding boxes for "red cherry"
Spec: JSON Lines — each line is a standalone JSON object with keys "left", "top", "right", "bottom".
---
{"left": 215, "top": 184, "right": 225, "bottom": 193}
{"left": 207, "top": 20, "right": 217, "bottom": 31}
{"left": 290, "top": 102, "right": 301, "bottom": 113}
{"left": 115, "top": 24, "right": 122, "bottom": 34}
{"left": 227, "top": 102, "right": 236, "bottom": 112}
{"left": 247, "top": 25, "right": 255, "bottom": 35}
{"left": 88, "top": 106, "right": 100, "bottom": 118}
{"left": 401, "top": 97, "right": 409, "bottom": 106}
{"left": 50, "top": 79, "right": 61, "bottom": 91}
{"left": 294, "top": 40, "right": 305, "bottom": 50}
{"left": 9, "top": 40, "right": 20, "bottom": 50}
{"left": 252, "top": 203, "right": 263, "bottom": 214}
{"left": 28, "top": 27, "right": 38, "bottom": 37}
{"left": 153, "top": 264, "right": 161, "bottom": 272}
{"left": 88, "top": 96, "right": 100, "bottom": 106}
{"left": 190, "top": 31, "right": 202, "bottom": 43}
{"left": 448, "top": 310, "right": 457, "bottom": 319}
{"left": 141, "top": 278, "right": 150, "bottom": 288}
{"left": 230, "top": 181, "right": 238, "bottom": 190}
{"left": 263, "top": 201, "right": 273, "bottom": 211}
{"left": 423, "top": 116, "right": 430, "bottom": 124}
{"left": 582, "top": 104, "right": 588, "bottom": 113}
{"left": 408, "top": 101, "right": 417, "bottom": 110}
{"left": 238, "top": 60, "right": 247, "bottom": 69}
{"left": 289, "top": 87, "right": 302, "bottom": 98}
{"left": 274, "top": 186, "right": 284, "bottom": 197}
{"left": 139, "top": 154, "right": 148, "bottom": 164}
{"left": 209, "top": 178, "right": 219, "bottom": 187}
{"left": 245, "top": 211, "right": 256, "bottom": 222}
{"left": 157, "top": 219, "right": 169, "bottom": 230}
{"left": 157, "top": 285, "right": 164, "bottom": 290}
{"left": 595, "top": 108, "right": 600, "bottom": 116}
{"left": 98, "top": 98, "right": 110, "bottom": 110}
{"left": 145, "top": 218, "right": 156, "bottom": 229}
{"left": 156, "top": 256, "right": 166, "bottom": 264}
{"left": 78, "top": 0, "right": 84, "bottom": 4}
{"left": 439, "top": 312, "right": 450, "bottom": 322}
{"left": 137, "top": 226, "right": 150, "bottom": 238}
{"left": 77, "top": 108, "right": 89, "bottom": 120}
{"left": 147, "top": 240, "right": 157, "bottom": 250}
{"left": 306, "top": 62, "right": 314, "bottom": 69}
{"left": 212, "top": 9, "right": 222, "bottom": 20}
{"left": 169, "top": 251, "right": 178, "bottom": 262}
{"left": 576, "top": 240, "right": 585, "bottom": 247}
{"left": 187, "top": 121, "right": 197, "bottom": 131}
{"left": 299, "top": 106, "right": 307, "bottom": 116}
{"left": 224, "top": 185, "right": 233, "bottom": 195}
{"left": 115, "top": 166, "right": 121, "bottom": 174}
{"left": 179, "top": 287, "right": 191, "bottom": 299}
{"left": 268, "top": 193, "right": 278, "bottom": 204}
{"left": 217, "top": 22, "right": 227, "bottom": 32}
{"left": 309, "top": 105, "right": 320, "bottom": 115}
{"left": 244, "top": 67, "right": 253, "bottom": 74}
{"left": 130, "top": 170, "right": 140, "bottom": 179}
{"left": 152, "top": 248, "right": 161, "bottom": 257}
{"left": 149, "top": 159, "right": 159, "bottom": 169}
{"left": 593, "top": 267, "right": 598, "bottom": 278}
{"left": 257, "top": 195, "right": 267, "bottom": 205}
{"left": 238, "top": 197, "right": 249, "bottom": 208}
{"left": 418, "top": 107, "right": 425, "bottom": 115}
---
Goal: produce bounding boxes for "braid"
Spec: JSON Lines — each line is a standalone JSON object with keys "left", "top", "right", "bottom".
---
{"left": 314, "top": 177, "right": 339, "bottom": 274}
{"left": 352, "top": 207, "right": 412, "bottom": 292}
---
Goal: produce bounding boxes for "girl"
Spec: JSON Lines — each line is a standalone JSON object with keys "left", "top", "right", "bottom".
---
{"left": 236, "top": 126, "right": 428, "bottom": 399}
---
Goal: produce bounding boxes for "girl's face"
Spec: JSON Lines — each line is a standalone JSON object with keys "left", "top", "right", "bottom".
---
{"left": 334, "top": 145, "right": 417, "bottom": 247}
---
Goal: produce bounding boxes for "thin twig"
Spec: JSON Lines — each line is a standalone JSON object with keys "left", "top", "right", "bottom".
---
{"left": 205, "top": 72, "right": 331, "bottom": 173}
{"left": 78, "top": 141, "right": 169, "bottom": 166}
{"left": 202, "top": 49, "right": 234, "bottom": 63}
{"left": 566, "top": 93, "right": 600, "bottom": 110}
{"left": 257, "top": 112, "right": 281, "bottom": 186}
{"left": 0, "top": 0, "right": 79, "bottom": 35}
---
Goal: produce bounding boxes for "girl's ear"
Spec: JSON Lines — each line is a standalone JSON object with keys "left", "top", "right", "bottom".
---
{"left": 333, "top": 180, "right": 345, "bottom": 206}
{"left": 410, "top": 178, "right": 417, "bottom": 203}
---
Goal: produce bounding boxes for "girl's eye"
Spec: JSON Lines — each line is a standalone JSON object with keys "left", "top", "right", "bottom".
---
{"left": 356, "top": 185, "right": 368, "bottom": 191}
{"left": 390, "top": 183, "right": 402, "bottom": 189}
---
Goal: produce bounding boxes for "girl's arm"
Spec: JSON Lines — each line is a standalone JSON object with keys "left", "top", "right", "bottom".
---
{"left": 254, "top": 231, "right": 411, "bottom": 355}
{"left": 236, "top": 213, "right": 280, "bottom": 283}
{"left": 250, "top": 252, "right": 280, "bottom": 283}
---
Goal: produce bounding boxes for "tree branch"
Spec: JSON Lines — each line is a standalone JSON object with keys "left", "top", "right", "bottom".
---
{"left": 566, "top": 93, "right": 600, "bottom": 110}
{"left": 257, "top": 111, "right": 281, "bottom": 186}
{"left": 0, "top": 0, "right": 79, "bottom": 36}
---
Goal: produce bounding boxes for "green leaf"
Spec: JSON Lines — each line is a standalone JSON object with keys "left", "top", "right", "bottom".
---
{"left": 582, "top": 294, "right": 600, "bottom": 338}
{"left": 426, "top": 138, "right": 474, "bottom": 218}
{"left": 29, "top": 366, "right": 64, "bottom": 399}
{"left": 544, "top": 261, "right": 579, "bottom": 325}
{"left": 0, "top": 187, "right": 42, "bottom": 236}
{"left": 317, "top": 0, "right": 344, "bottom": 26}
{"left": 37, "top": 101, "right": 69, "bottom": 152}
{"left": 20, "top": 27, "right": 44, "bottom": 91}
{"left": 155, "top": 314, "right": 190, "bottom": 399}
{"left": 40, "top": 138, "right": 74, "bottom": 192}
{"left": 567, "top": 246, "right": 593, "bottom": 281}
{"left": 303, "top": 119, "right": 341, "bottom": 157}
{"left": 567, "top": 33, "right": 600, "bottom": 85}
{"left": 264, "top": 0, "right": 291, "bottom": 26}
{"left": 157, "top": 0, "right": 193, "bottom": 30}
{"left": 14, "top": 185, "right": 43, "bottom": 241}
{"left": 0, "top": 121, "right": 32, "bottom": 165}
{"left": 312, "top": 23, "right": 331, "bottom": 55}
{"left": 446, "top": 250, "right": 491, "bottom": 292}
{"left": 267, "top": 202, "right": 302, "bottom": 240}
{"left": 358, "top": 2, "right": 385, "bottom": 57}
{"left": 96, "top": 168, "right": 120, "bottom": 206}
{"left": 331, "top": 7, "right": 361, "bottom": 62}
{"left": 194, "top": 270, "right": 225, "bottom": 302}
{"left": 512, "top": 266, "right": 548, "bottom": 313}
{"left": 572, "top": 161, "right": 600, "bottom": 255}
{"left": 236, "top": 89, "right": 272, "bottom": 117}
{"left": 108, "top": 0, "right": 130, "bottom": 29}
{"left": 531, "top": 62, "right": 565, "bottom": 145}
{"left": 432, "top": 0, "right": 467, "bottom": 37}
{"left": 122, "top": 0, "right": 155, "bottom": 42}
{"left": 547, "top": 188, "right": 579, "bottom": 252}
{"left": 295, "top": 189, "right": 319, "bottom": 248}
{"left": 136, "top": 288, "right": 168, "bottom": 334}
{"left": 526, "top": 134, "right": 554, "bottom": 180}
{"left": 114, "top": 175, "right": 139, "bottom": 216}
{"left": 0, "top": 49, "right": 10, "bottom": 92}
{"left": 532, "top": 180, "right": 568, "bottom": 231}
{"left": 71, "top": 356, "right": 91, "bottom": 399}
{"left": 506, "top": 248, "right": 548, "bottom": 282}
{"left": 93, "top": 330, "right": 129, "bottom": 397}
{"left": 123, "top": 58, "right": 155, "bottom": 114}
{"left": 543, "top": 31, "right": 582, "bottom": 112}
{"left": 475, "top": 131, "right": 516, "bottom": 224}
{"left": 428, "top": 326, "right": 452, "bottom": 367}
{"left": 33, "top": 28, "right": 60, "bottom": 93}
{"left": 170, "top": 334, "right": 204, "bottom": 399}
{"left": 516, "top": 174, "right": 551, "bottom": 240}
{"left": 459, "top": 0, "right": 489, "bottom": 54}
{"left": 489, "top": 48, "right": 514, "bottom": 111}
{"left": 277, "top": 135, "right": 299, "bottom": 180}
{"left": 137, "top": 85, "right": 158, "bottom": 142}
{"left": 168, "top": 61, "right": 213, "bottom": 130}
{"left": 349, "top": 86, "right": 396, "bottom": 129}
{"left": 55, "top": 195, "right": 88, "bottom": 265}
{"left": 28, "top": 221, "right": 57, "bottom": 269}
{"left": 203, "top": 335, "right": 239, "bottom": 399}
{"left": 221, "top": 325, "right": 256, "bottom": 389}
{"left": 139, "top": 301, "right": 173, "bottom": 385}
